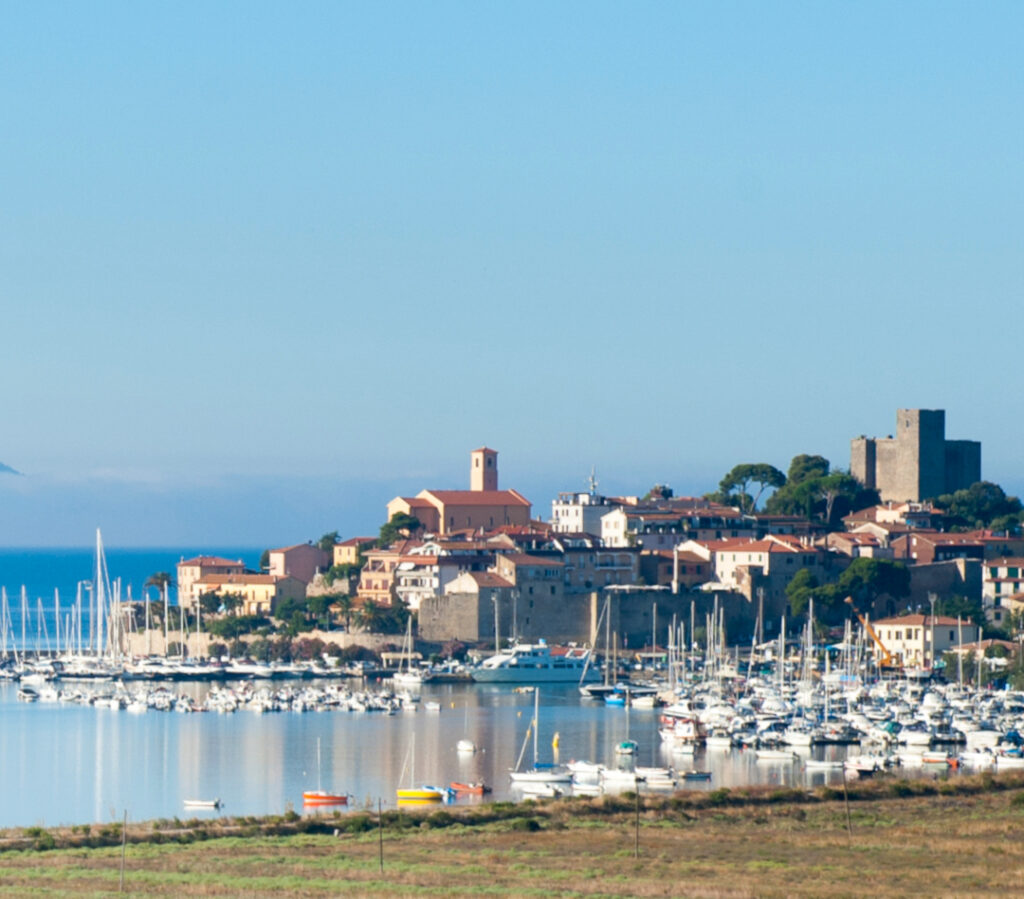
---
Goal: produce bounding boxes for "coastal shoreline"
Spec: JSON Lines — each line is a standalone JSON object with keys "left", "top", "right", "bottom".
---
{"left": 2, "top": 773, "right": 1024, "bottom": 896}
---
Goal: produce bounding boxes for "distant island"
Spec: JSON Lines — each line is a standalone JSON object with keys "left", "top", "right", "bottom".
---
{"left": 0, "top": 462, "right": 19, "bottom": 475}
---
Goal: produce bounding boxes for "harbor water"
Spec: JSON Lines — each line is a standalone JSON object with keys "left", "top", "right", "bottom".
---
{"left": 0, "top": 680, "right": 856, "bottom": 829}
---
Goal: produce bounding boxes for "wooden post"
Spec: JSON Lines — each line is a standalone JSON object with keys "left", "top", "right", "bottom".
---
{"left": 841, "top": 776, "right": 853, "bottom": 843}
{"left": 378, "top": 798, "right": 384, "bottom": 874}
{"left": 119, "top": 810, "right": 127, "bottom": 892}
{"left": 634, "top": 789, "right": 640, "bottom": 859}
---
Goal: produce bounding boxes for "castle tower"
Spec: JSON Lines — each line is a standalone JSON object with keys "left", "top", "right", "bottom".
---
{"left": 470, "top": 447, "right": 498, "bottom": 492}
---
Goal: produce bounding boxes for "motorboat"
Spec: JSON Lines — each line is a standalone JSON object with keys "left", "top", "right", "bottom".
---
{"left": 471, "top": 640, "right": 597, "bottom": 684}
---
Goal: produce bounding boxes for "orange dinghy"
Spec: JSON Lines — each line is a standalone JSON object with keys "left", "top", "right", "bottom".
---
{"left": 450, "top": 782, "right": 491, "bottom": 796}
{"left": 302, "top": 790, "right": 349, "bottom": 806}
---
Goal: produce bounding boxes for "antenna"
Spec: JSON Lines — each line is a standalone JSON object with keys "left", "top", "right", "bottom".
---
{"left": 587, "top": 466, "right": 598, "bottom": 496}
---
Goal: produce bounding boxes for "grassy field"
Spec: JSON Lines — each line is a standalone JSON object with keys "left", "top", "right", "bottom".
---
{"left": 3, "top": 775, "right": 1024, "bottom": 897}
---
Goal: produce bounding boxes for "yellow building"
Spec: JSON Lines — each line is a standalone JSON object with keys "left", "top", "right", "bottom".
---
{"left": 332, "top": 536, "right": 376, "bottom": 567}
{"left": 193, "top": 573, "right": 306, "bottom": 617}
{"left": 177, "top": 555, "right": 249, "bottom": 612}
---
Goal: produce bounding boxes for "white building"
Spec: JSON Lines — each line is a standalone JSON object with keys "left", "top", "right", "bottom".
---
{"left": 551, "top": 491, "right": 620, "bottom": 536}
{"left": 871, "top": 614, "right": 981, "bottom": 668}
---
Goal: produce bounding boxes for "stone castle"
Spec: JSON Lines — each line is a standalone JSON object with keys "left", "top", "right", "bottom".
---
{"left": 851, "top": 408, "right": 980, "bottom": 503}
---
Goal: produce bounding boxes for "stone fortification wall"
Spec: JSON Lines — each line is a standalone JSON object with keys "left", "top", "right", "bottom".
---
{"left": 419, "top": 589, "right": 760, "bottom": 648}
{"left": 123, "top": 628, "right": 399, "bottom": 659}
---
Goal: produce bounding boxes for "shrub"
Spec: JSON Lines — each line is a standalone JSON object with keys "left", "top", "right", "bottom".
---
{"left": 509, "top": 817, "right": 541, "bottom": 832}
{"left": 424, "top": 810, "right": 455, "bottom": 829}
{"left": 706, "top": 789, "right": 731, "bottom": 806}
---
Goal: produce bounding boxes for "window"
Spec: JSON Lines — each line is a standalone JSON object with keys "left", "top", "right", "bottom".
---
{"left": 550, "top": 586, "right": 555, "bottom": 595}
{"left": 949, "top": 630, "right": 955, "bottom": 640}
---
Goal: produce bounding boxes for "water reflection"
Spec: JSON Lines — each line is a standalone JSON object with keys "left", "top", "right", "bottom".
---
{"left": 0, "top": 681, "right": 924, "bottom": 827}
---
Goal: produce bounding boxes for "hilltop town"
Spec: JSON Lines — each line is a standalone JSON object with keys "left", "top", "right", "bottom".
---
{"left": 172, "top": 409, "right": 1024, "bottom": 674}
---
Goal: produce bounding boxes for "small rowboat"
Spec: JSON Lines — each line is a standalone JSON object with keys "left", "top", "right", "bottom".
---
{"left": 302, "top": 791, "right": 349, "bottom": 805}
{"left": 682, "top": 770, "right": 712, "bottom": 781}
{"left": 183, "top": 799, "right": 222, "bottom": 809}
{"left": 450, "top": 781, "right": 491, "bottom": 795}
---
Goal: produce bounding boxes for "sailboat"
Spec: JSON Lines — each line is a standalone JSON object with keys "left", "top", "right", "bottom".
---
{"left": 303, "top": 737, "right": 349, "bottom": 805}
{"left": 396, "top": 732, "right": 448, "bottom": 802}
{"left": 509, "top": 690, "right": 572, "bottom": 785}
{"left": 393, "top": 616, "right": 431, "bottom": 687}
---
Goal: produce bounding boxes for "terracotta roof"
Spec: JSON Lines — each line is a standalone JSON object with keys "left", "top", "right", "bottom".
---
{"left": 986, "top": 557, "right": 1024, "bottom": 567}
{"left": 178, "top": 556, "right": 246, "bottom": 568}
{"left": 830, "top": 533, "right": 881, "bottom": 545}
{"left": 472, "top": 446, "right": 498, "bottom": 454}
{"left": 338, "top": 536, "right": 376, "bottom": 547}
{"left": 398, "top": 555, "right": 439, "bottom": 566}
{"left": 269, "top": 543, "right": 323, "bottom": 554}
{"left": 872, "top": 614, "right": 969, "bottom": 627}
{"left": 644, "top": 550, "right": 706, "bottom": 563}
{"left": 466, "top": 571, "right": 513, "bottom": 588}
{"left": 500, "top": 553, "right": 565, "bottom": 567}
{"left": 401, "top": 497, "right": 436, "bottom": 509}
{"left": 421, "top": 489, "right": 531, "bottom": 507}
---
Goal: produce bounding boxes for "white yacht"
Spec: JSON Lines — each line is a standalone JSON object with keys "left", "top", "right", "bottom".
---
{"left": 471, "top": 640, "right": 598, "bottom": 684}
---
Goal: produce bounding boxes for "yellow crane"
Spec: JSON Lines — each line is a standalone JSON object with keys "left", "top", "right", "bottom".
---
{"left": 844, "top": 597, "right": 900, "bottom": 671}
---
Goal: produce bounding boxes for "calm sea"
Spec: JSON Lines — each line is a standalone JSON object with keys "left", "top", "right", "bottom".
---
{"left": 0, "top": 680, "right": 845, "bottom": 829}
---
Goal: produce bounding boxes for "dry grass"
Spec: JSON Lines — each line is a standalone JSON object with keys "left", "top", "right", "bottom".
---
{"left": 3, "top": 778, "right": 1024, "bottom": 896}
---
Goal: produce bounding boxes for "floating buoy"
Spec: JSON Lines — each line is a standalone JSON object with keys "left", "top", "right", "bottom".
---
{"left": 552, "top": 732, "right": 560, "bottom": 750}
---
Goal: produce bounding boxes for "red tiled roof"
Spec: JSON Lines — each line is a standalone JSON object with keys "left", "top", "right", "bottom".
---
{"left": 269, "top": 543, "right": 323, "bottom": 554}
{"left": 421, "top": 489, "right": 531, "bottom": 507}
{"left": 466, "top": 571, "right": 513, "bottom": 588}
{"left": 338, "top": 536, "right": 376, "bottom": 547}
{"left": 872, "top": 614, "right": 968, "bottom": 627}
{"left": 178, "top": 556, "right": 246, "bottom": 568}
{"left": 500, "top": 553, "right": 565, "bottom": 567}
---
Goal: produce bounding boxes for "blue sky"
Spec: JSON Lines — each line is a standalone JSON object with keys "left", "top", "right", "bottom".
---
{"left": 1, "top": 2, "right": 1021, "bottom": 546}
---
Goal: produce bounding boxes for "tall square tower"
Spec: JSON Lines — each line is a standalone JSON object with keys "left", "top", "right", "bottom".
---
{"left": 851, "top": 409, "right": 980, "bottom": 503}
{"left": 470, "top": 447, "right": 498, "bottom": 492}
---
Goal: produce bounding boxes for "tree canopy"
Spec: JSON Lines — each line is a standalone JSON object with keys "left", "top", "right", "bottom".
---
{"left": 765, "top": 455, "right": 878, "bottom": 527}
{"left": 930, "top": 481, "right": 1024, "bottom": 532}
{"left": 785, "top": 558, "right": 910, "bottom": 623}
{"left": 378, "top": 512, "right": 423, "bottom": 547}
{"left": 714, "top": 463, "right": 786, "bottom": 513}
{"left": 317, "top": 531, "right": 340, "bottom": 552}
{"left": 786, "top": 454, "right": 830, "bottom": 486}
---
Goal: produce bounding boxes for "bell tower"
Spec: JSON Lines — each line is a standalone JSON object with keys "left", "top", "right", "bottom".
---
{"left": 470, "top": 447, "right": 498, "bottom": 492}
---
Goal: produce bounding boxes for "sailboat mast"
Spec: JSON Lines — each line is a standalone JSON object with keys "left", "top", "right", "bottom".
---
{"left": 533, "top": 689, "right": 539, "bottom": 767}
{"left": 95, "top": 529, "right": 105, "bottom": 658}
{"left": 21, "top": 586, "right": 28, "bottom": 659}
